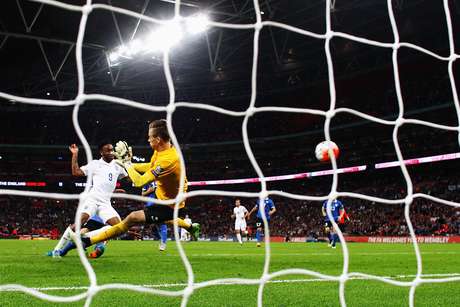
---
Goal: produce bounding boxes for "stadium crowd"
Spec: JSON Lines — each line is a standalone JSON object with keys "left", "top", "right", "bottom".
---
{"left": 0, "top": 66, "right": 458, "bottom": 241}
{"left": 1, "top": 173, "right": 459, "bottom": 240}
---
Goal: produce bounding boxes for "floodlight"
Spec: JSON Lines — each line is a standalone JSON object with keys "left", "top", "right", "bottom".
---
{"left": 185, "top": 13, "right": 209, "bottom": 34}
{"left": 128, "top": 39, "right": 143, "bottom": 55}
{"left": 109, "top": 51, "right": 120, "bottom": 62}
{"left": 148, "top": 21, "right": 184, "bottom": 52}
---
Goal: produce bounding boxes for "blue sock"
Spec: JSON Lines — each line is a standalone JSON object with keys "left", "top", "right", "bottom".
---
{"left": 95, "top": 242, "right": 105, "bottom": 250}
{"left": 60, "top": 241, "right": 77, "bottom": 256}
{"left": 256, "top": 230, "right": 262, "bottom": 242}
{"left": 159, "top": 224, "right": 167, "bottom": 244}
{"left": 328, "top": 233, "right": 332, "bottom": 243}
{"left": 334, "top": 234, "right": 340, "bottom": 244}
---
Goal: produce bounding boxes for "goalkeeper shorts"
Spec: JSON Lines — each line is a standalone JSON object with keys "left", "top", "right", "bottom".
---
{"left": 144, "top": 205, "right": 185, "bottom": 224}
{"left": 83, "top": 219, "right": 105, "bottom": 231}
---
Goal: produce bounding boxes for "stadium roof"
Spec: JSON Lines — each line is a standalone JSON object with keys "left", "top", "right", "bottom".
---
{"left": 0, "top": 0, "right": 456, "bottom": 106}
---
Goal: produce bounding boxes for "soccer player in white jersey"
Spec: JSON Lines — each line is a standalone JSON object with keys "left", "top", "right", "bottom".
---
{"left": 48, "top": 142, "right": 127, "bottom": 257}
{"left": 180, "top": 215, "right": 192, "bottom": 241}
{"left": 231, "top": 198, "right": 248, "bottom": 245}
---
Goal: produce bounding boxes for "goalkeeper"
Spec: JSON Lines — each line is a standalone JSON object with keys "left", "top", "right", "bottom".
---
{"left": 78, "top": 119, "right": 200, "bottom": 248}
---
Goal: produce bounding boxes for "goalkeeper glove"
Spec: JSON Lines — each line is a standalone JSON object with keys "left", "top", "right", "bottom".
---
{"left": 114, "top": 140, "right": 133, "bottom": 169}
{"left": 114, "top": 141, "right": 132, "bottom": 161}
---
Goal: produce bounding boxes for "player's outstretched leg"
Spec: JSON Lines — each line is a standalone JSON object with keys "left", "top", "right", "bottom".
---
{"left": 81, "top": 221, "right": 129, "bottom": 248}
{"left": 46, "top": 249, "right": 63, "bottom": 258}
{"left": 46, "top": 226, "right": 73, "bottom": 257}
{"left": 49, "top": 229, "right": 80, "bottom": 257}
{"left": 59, "top": 240, "right": 77, "bottom": 257}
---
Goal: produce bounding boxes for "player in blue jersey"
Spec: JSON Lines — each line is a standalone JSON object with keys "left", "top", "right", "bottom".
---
{"left": 142, "top": 182, "right": 168, "bottom": 251}
{"left": 248, "top": 197, "right": 276, "bottom": 247}
{"left": 322, "top": 198, "right": 345, "bottom": 249}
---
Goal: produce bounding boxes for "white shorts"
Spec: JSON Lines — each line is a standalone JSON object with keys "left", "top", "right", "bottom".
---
{"left": 235, "top": 220, "right": 247, "bottom": 231}
{"left": 81, "top": 200, "right": 120, "bottom": 224}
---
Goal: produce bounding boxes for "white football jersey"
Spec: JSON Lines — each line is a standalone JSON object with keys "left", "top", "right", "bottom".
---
{"left": 233, "top": 206, "right": 248, "bottom": 221}
{"left": 80, "top": 158, "right": 127, "bottom": 204}
{"left": 184, "top": 217, "right": 192, "bottom": 225}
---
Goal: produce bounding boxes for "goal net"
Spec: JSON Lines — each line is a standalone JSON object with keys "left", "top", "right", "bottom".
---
{"left": 0, "top": 0, "right": 459, "bottom": 306}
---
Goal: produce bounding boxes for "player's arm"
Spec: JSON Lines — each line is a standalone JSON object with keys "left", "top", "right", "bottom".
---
{"left": 338, "top": 203, "right": 345, "bottom": 221}
{"left": 69, "top": 144, "right": 85, "bottom": 177}
{"left": 125, "top": 167, "right": 155, "bottom": 188}
{"left": 132, "top": 163, "right": 151, "bottom": 173}
{"left": 321, "top": 206, "right": 327, "bottom": 217}
{"left": 114, "top": 141, "right": 160, "bottom": 185}
{"left": 247, "top": 206, "right": 257, "bottom": 219}
{"left": 267, "top": 199, "right": 276, "bottom": 216}
{"left": 338, "top": 208, "right": 345, "bottom": 221}
{"left": 127, "top": 159, "right": 176, "bottom": 188}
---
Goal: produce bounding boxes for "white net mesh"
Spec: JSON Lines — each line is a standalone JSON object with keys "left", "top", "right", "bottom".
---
{"left": 0, "top": 0, "right": 459, "bottom": 306}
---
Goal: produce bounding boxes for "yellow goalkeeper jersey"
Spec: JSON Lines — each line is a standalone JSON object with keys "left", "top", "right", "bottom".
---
{"left": 127, "top": 147, "right": 187, "bottom": 208}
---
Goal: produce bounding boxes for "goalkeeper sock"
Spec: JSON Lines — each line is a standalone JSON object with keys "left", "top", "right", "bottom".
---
{"left": 83, "top": 226, "right": 111, "bottom": 238}
{"left": 54, "top": 226, "right": 72, "bottom": 251}
{"left": 165, "top": 218, "right": 191, "bottom": 229}
{"left": 236, "top": 233, "right": 242, "bottom": 244}
{"left": 89, "top": 221, "right": 129, "bottom": 245}
{"left": 159, "top": 224, "right": 168, "bottom": 244}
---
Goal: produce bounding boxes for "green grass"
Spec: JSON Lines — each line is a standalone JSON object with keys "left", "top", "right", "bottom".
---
{"left": 1, "top": 240, "right": 460, "bottom": 306}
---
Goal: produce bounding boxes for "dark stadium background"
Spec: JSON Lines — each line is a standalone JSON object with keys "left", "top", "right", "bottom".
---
{"left": 0, "top": 0, "right": 459, "bottom": 239}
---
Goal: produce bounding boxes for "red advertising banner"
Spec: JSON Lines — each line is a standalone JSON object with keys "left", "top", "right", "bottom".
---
{"left": 345, "top": 236, "right": 460, "bottom": 243}
{"left": 270, "top": 236, "right": 285, "bottom": 242}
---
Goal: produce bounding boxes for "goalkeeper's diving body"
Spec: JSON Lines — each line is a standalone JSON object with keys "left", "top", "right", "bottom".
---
{"left": 75, "top": 119, "right": 200, "bottom": 249}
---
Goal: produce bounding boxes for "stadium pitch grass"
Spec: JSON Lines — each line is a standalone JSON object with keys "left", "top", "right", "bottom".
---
{"left": 1, "top": 241, "right": 460, "bottom": 306}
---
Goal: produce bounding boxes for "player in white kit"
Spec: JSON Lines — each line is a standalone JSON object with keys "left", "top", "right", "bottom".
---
{"left": 231, "top": 199, "right": 248, "bottom": 245}
{"left": 48, "top": 142, "right": 127, "bottom": 257}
